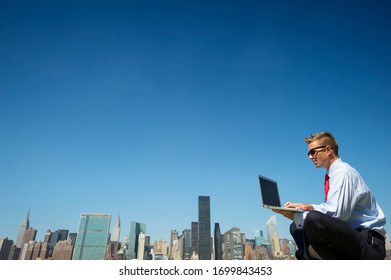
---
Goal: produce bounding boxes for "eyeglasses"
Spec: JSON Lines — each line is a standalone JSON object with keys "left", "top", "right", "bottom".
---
{"left": 307, "top": 146, "right": 327, "bottom": 157}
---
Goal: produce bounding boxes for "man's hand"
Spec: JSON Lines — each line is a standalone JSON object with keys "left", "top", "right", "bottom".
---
{"left": 272, "top": 202, "right": 314, "bottom": 220}
{"left": 284, "top": 202, "right": 314, "bottom": 211}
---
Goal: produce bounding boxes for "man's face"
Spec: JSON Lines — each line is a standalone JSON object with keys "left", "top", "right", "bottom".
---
{"left": 307, "top": 140, "right": 329, "bottom": 169}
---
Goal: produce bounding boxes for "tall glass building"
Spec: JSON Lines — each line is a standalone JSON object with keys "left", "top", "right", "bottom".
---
{"left": 198, "top": 196, "right": 211, "bottom": 260}
{"left": 72, "top": 213, "right": 111, "bottom": 260}
{"left": 265, "top": 216, "right": 278, "bottom": 243}
{"left": 128, "top": 222, "right": 146, "bottom": 260}
{"left": 254, "top": 229, "right": 267, "bottom": 246}
{"left": 214, "top": 223, "right": 223, "bottom": 260}
{"left": 182, "top": 229, "right": 191, "bottom": 260}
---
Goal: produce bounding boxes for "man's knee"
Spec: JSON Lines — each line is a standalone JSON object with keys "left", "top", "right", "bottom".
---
{"left": 305, "top": 211, "right": 324, "bottom": 226}
{"left": 303, "top": 211, "right": 327, "bottom": 234}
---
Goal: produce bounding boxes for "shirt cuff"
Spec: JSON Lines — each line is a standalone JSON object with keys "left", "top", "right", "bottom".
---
{"left": 293, "top": 212, "right": 304, "bottom": 229}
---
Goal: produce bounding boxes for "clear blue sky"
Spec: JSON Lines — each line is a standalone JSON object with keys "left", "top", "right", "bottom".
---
{"left": 1, "top": 0, "right": 390, "bottom": 244}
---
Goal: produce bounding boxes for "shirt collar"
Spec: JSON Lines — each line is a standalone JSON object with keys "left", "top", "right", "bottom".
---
{"left": 327, "top": 158, "right": 342, "bottom": 177}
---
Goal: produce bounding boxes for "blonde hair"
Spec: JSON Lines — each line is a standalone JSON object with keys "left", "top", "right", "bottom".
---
{"left": 304, "top": 132, "right": 339, "bottom": 157}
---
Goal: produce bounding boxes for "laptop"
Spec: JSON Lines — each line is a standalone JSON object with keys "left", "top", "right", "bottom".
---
{"left": 258, "top": 175, "right": 303, "bottom": 212}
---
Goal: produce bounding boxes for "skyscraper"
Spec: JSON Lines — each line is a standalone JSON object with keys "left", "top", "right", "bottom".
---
{"left": 137, "top": 233, "right": 146, "bottom": 260}
{"left": 18, "top": 227, "right": 37, "bottom": 259}
{"left": 254, "top": 229, "right": 267, "bottom": 246}
{"left": 112, "top": 213, "right": 121, "bottom": 242}
{"left": 223, "top": 227, "right": 243, "bottom": 260}
{"left": 265, "top": 216, "right": 277, "bottom": 243}
{"left": 191, "top": 222, "right": 198, "bottom": 257}
{"left": 169, "top": 230, "right": 178, "bottom": 260}
{"left": 198, "top": 196, "right": 211, "bottom": 260}
{"left": 128, "top": 222, "right": 146, "bottom": 260}
{"left": 214, "top": 223, "right": 223, "bottom": 260}
{"left": 72, "top": 213, "right": 111, "bottom": 260}
{"left": 0, "top": 238, "right": 13, "bottom": 260}
{"left": 15, "top": 209, "right": 30, "bottom": 248}
{"left": 265, "top": 215, "right": 282, "bottom": 258}
{"left": 182, "top": 229, "right": 191, "bottom": 260}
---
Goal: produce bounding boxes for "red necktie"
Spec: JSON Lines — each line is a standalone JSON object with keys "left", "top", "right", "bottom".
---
{"left": 324, "top": 174, "right": 330, "bottom": 202}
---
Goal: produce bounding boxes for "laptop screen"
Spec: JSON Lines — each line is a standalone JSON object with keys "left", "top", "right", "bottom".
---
{"left": 258, "top": 175, "right": 282, "bottom": 207}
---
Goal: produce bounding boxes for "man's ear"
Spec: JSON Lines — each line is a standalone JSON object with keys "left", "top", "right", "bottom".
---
{"left": 326, "top": 146, "right": 335, "bottom": 158}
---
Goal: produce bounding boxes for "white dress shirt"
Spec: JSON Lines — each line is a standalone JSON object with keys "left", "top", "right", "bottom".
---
{"left": 305, "top": 158, "right": 386, "bottom": 236}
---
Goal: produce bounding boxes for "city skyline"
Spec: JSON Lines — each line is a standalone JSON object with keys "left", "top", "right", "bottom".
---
{"left": 1, "top": 195, "right": 299, "bottom": 260}
{"left": 2, "top": 202, "right": 391, "bottom": 260}
{"left": 2, "top": 199, "right": 289, "bottom": 247}
{"left": 1, "top": 1, "right": 391, "bottom": 246}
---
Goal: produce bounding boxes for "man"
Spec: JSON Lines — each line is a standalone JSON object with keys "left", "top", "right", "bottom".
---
{"left": 274, "top": 132, "right": 386, "bottom": 259}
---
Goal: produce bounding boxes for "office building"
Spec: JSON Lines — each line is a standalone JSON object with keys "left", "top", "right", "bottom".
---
{"left": 169, "top": 230, "right": 178, "bottom": 260}
{"left": 214, "top": 223, "right": 223, "bottom": 260}
{"left": 107, "top": 241, "right": 121, "bottom": 260}
{"left": 18, "top": 227, "right": 37, "bottom": 259}
{"left": 0, "top": 237, "right": 13, "bottom": 260}
{"left": 223, "top": 227, "right": 243, "bottom": 260}
{"left": 243, "top": 241, "right": 254, "bottom": 260}
{"left": 52, "top": 239, "right": 74, "bottom": 260}
{"left": 72, "top": 213, "right": 111, "bottom": 260}
{"left": 31, "top": 241, "right": 43, "bottom": 260}
{"left": 15, "top": 209, "right": 31, "bottom": 248}
{"left": 198, "top": 196, "right": 211, "bottom": 260}
{"left": 265, "top": 215, "right": 282, "bottom": 258}
{"left": 252, "top": 244, "right": 270, "bottom": 260}
{"left": 19, "top": 240, "right": 44, "bottom": 260}
{"left": 49, "top": 229, "right": 69, "bottom": 249}
{"left": 112, "top": 213, "right": 121, "bottom": 242}
{"left": 172, "top": 235, "right": 184, "bottom": 260}
{"left": 20, "top": 241, "right": 34, "bottom": 260}
{"left": 190, "top": 222, "right": 198, "bottom": 257}
{"left": 44, "top": 230, "right": 52, "bottom": 243}
{"left": 254, "top": 229, "right": 267, "bottom": 246}
{"left": 137, "top": 233, "right": 146, "bottom": 260}
{"left": 265, "top": 216, "right": 277, "bottom": 243}
{"left": 280, "top": 238, "right": 292, "bottom": 257}
{"left": 68, "top": 233, "right": 77, "bottom": 246}
{"left": 153, "top": 239, "right": 168, "bottom": 257}
{"left": 182, "top": 229, "right": 191, "bottom": 260}
{"left": 128, "top": 222, "right": 146, "bottom": 259}
{"left": 38, "top": 242, "right": 49, "bottom": 259}
{"left": 7, "top": 245, "right": 20, "bottom": 260}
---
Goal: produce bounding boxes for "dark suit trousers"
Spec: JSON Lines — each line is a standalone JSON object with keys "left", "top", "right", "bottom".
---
{"left": 290, "top": 211, "right": 386, "bottom": 260}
